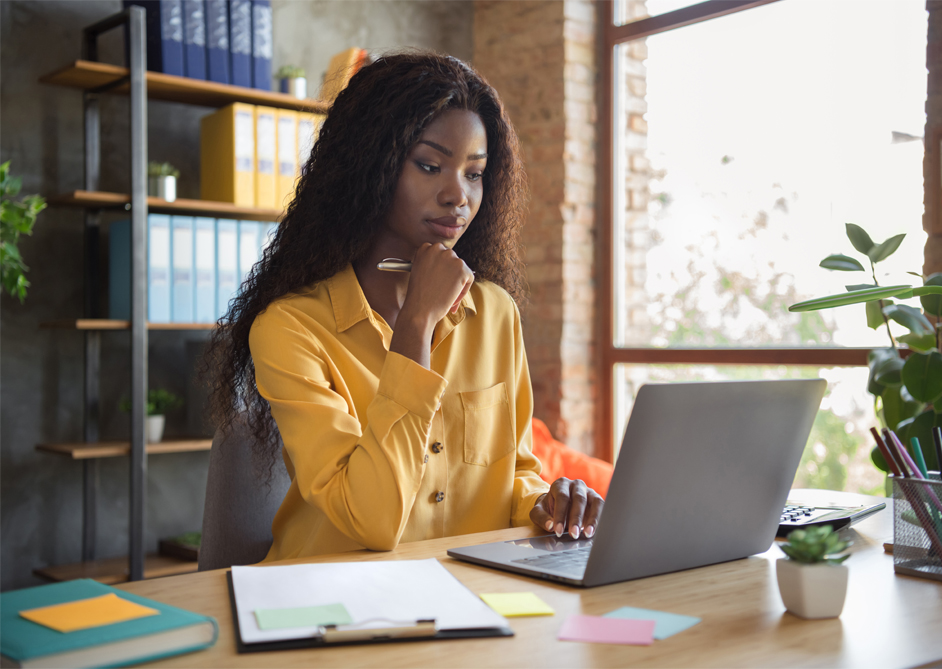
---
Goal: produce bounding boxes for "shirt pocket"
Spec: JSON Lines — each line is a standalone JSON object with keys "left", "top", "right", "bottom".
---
{"left": 460, "top": 383, "right": 515, "bottom": 466}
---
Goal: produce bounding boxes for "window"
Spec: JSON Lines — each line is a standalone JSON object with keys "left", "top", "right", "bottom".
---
{"left": 601, "top": 0, "right": 928, "bottom": 494}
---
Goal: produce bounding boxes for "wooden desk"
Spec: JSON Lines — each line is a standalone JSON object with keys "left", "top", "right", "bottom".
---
{"left": 120, "top": 490, "right": 942, "bottom": 668}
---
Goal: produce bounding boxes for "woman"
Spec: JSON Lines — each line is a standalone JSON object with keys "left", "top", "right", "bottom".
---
{"left": 204, "top": 52, "right": 603, "bottom": 561}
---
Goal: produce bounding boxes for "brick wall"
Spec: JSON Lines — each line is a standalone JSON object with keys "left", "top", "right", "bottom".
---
{"left": 927, "top": 0, "right": 942, "bottom": 275}
{"left": 473, "top": 0, "right": 599, "bottom": 454}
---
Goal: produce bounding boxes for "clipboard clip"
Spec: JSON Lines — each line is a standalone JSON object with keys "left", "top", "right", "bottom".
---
{"left": 320, "top": 618, "right": 438, "bottom": 643}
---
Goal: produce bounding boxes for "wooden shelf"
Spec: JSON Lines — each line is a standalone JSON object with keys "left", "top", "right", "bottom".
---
{"left": 49, "top": 190, "right": 283, "bottom": 221}
{"left": 40, "top": 319, "right": 216, "bottom": 330}
{"left": 40, "top": 60, "right": 330, "bottom": 113}
{"left": 37, "top": 439, "right": 212, "bottom": 460}
{"left": 34, "top": 553, "right": 198, "bottom": 585}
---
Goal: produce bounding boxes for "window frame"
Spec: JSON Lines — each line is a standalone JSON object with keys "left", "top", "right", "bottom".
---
{"left": 597, "top": 0, "right": 892, "bottom": 461}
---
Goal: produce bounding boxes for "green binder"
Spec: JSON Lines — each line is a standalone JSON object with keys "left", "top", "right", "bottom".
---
{"left": 0, "top": 579, "right": 217, "bottom": 668}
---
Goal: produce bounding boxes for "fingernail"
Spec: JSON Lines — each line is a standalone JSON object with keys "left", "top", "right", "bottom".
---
{"left": 545, "top": 520, "right": 554, "bottom": 531}
{"left": 571, "top": 525, "right": 580, "bottom": 540}
{"left": 555, "top": 523, "right": 564, "bottom": 537}
{"left": 586, "top": 525, "right": 595, "bottom": 538}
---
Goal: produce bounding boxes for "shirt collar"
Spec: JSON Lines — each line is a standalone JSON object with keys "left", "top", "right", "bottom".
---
{"left": 326, "top": 264, "right": 477, "bottom": 334}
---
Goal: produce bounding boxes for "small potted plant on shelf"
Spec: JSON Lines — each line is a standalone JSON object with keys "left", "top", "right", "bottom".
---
{"left": 120, "top": 389, "right": 184, "bottom": 443}
{"left": 147, "top": 161, "right": 180, "bottom": 202}
{"left": 777, "top": 525, "right": 851, "bottom": 619}
{"left": 276, "top": 64, "right": 307, "bottom": 99}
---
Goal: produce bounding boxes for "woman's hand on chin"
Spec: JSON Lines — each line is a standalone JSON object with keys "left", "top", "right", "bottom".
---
{"left": 389, "top": 243, "right": 473, "bottom": 368}
{"left": 400, "top": 243, "right": 474, "bottom": 325}
{"left": 529, "top": 478, "right": 604, "bottom": 540}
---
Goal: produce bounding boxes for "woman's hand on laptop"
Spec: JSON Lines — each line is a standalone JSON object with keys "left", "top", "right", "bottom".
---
{"left": 530, "top": 478, "right": 604, "bottom": 540}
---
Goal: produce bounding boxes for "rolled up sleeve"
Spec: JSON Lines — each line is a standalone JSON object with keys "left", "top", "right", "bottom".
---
{"left": 251, "top": 308, "right": 447, "bottom": 551}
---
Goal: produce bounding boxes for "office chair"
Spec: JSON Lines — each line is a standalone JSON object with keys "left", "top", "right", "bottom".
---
{"left": 198, "top": 418, "right": 290, "bottom": 571}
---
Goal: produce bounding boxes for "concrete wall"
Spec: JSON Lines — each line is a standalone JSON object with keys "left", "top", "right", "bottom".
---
{"left": 0, "top": 0, "right": 472, "bottom": 592}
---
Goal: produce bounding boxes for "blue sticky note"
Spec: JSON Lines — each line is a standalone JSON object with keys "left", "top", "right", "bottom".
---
{"left": 603, "top": 606, "right": 700, "bottom": 640}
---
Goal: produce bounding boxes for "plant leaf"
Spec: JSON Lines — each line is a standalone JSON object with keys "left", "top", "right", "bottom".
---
{"left": 898, "top": 332, "right": 937, "bottom": 352}
{"left": 789, "top": 285, "right": 912, "bottom": 312}
{"left": 919, "top": 273, "right": 942, "bottom": 317}
{"left": 866, "top": 299, "right": 889, "bottom": 329}
{"left": 871, "top": 444, "right": 891, "bottom": 473}
{"left": 820, "top": 254, "right": 865, "bottom": 272}
{"left": 845, "top": 284, "right": 875, "bottom": 292}
{"left": 869, "top": 233, "right": 906, "bottom": 263}
{"left": 845, "top": 223, "right": 875, "bottom": 256}
{"left": 901, "top": 351, "right": 942, "bottom": 403}
{"left": 881, "top": 385, "right": 922, "bottom": 430}
{"left": 868, "top": 347, "right": 897, "bottom": 395}
{"left": 883, "top": 304, "right": 934, "bottom": 336}
{"left": 874, "top": 355, "right": 905, "bottom": 387}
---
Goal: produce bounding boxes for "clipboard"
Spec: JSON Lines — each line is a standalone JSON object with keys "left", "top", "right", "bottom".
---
{"left": 226, "top": 560, "right": 513, "bottom": 653}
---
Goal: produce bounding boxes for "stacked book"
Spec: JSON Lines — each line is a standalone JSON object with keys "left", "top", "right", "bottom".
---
{"left": 109, "top": 215, "right": 277, "bottom": 323}
{"left": 123, "top": 0, "right": 272, "bottom": 90}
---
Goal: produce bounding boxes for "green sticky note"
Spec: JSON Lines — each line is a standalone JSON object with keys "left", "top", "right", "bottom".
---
{"left": 480, "top": 592, "right": 554, "bottom": 617}
{"left": 254, "top": 603, "right": 353, "bottom": 630}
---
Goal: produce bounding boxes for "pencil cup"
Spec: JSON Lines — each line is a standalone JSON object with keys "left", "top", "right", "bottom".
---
{"left": 892, "top": 473, "right": 942, "bottom": 582}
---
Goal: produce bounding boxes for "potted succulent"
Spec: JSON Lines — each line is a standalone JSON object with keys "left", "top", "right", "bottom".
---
{"left": 789, "top": 224, "right": 942, "bottom": 478}
{"left": 120, "top": 389, "right": 183, "bottom": 443}
{"left": 1, "top": 160, "right": 46, "bottom": 303}
{"left": 777, "top": 525, "right": 851, "bottom": 619}
{"left": 276, "top": 65, "right": 307, "bottom": 99}
{"left": 147, "top": 161, "right": 180, "bottom": 202}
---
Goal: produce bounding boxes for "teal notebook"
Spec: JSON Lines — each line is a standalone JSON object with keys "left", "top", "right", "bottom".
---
{"left": 0, "top": 579, "right": 218, "bottom": 668}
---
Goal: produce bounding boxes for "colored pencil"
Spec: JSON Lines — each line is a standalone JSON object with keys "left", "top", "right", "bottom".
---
{"left": 871, "top": 427, "right": 902, "bottom": 478}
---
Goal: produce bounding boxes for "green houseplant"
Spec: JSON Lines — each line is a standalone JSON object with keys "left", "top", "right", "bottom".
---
{"left": 276, "top": 64, "right": 307, "bottom": 99}
{"left": 0, "top": 161, "right": 47, "bottom": 303}
{"left": 120, "top": 389, "right": 183, "bottom": 443}
{"left": 789, "top": 224, "right": 942, "bottom": 475}
{"left": 147, "top": 161, "right": 179, "bottom": 202}
{"left": 776, "top": 525, "right": 851, "bottom": 619}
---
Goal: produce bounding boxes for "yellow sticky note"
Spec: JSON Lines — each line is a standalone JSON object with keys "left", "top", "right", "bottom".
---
{"left": 480, "top": 592, "right": 555, "bottom": 617}
{"left": 20, "top": 593, "right": 159, "bottom": 632}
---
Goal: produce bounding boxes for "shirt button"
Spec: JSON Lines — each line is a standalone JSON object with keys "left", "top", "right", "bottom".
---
{"left": 435, "top": 491, "right": 445, "bottom": 503}
{"left": 431, "top": 442, "right": 442, "bottom": 454}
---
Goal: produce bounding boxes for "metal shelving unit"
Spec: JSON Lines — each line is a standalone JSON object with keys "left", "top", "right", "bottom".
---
{"left": 36, "top": 8, "right": 327, "bottom": 583}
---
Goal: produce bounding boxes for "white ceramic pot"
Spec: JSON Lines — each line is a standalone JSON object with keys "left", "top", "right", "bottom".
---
{"left": 146, "top": 415, "right": 166, "bottom": 443}
{"left": 279, "top": 76, "right": 307, "bottom": 99}
{"left": 776, "top": 558, "right": 848, "bottom": 619}
{"left": 148, "top": 175, "right": 177, "bottom": 202}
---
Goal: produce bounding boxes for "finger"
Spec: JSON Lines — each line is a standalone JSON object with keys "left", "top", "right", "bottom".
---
{"left": 551, "top": 478, "right": 572, "bottom": 537}
{"left": 529, "top": 493, "right": 554, "bottom": 532}
{"left": 582, "top": 491, "right": 604, "bottom": 538}
{"left": 450, "top": 276, "right": 474, "bottom": 313}
{"left": 567, "top": 480, "right": 589, "bottom": 540}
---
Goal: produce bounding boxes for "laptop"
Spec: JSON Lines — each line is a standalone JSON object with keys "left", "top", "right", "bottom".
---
{"left": 448, "top": 379, "right": 828, "bottom": 587}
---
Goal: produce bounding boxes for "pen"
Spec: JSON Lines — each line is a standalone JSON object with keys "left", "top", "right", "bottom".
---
{"left": 377, "top": 259, "right": 412, "bottom": 272}
{"left": 911, "top": 437, "right": 929, "bottom": 478}
{"left": 888, "top": 431, "right": 942, "bottom": 514}
{"left": 871, "top": 427, "right": 902, "bottom": 478}
{"left": 882, "top": 428, "right": 912, "bottom": 477}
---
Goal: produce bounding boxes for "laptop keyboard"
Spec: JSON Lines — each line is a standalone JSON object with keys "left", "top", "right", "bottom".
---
{"left": 511, "top": 545, "right": 591, "bottom": 575}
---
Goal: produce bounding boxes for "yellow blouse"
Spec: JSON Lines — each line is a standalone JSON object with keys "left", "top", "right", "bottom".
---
{"left": 249, "top": 264, "right": 549, "bottom": 561}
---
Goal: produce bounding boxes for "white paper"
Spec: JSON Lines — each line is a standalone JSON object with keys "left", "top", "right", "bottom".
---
{"left": 231, "top": 558, "right": 509, "bottom": 645}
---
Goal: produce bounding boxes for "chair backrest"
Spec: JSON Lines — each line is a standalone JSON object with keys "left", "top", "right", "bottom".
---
{"left": 198, "top": 419, "right": 290, "bottom": 571}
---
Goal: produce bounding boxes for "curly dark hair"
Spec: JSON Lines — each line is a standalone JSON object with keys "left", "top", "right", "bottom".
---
{"left": 201, "top": 51, "right": 528, "bottom": 477}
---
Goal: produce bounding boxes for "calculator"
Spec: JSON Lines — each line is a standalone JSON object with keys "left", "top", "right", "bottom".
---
{"left": 776, "top": 500, "right": 886, "bottom": 538}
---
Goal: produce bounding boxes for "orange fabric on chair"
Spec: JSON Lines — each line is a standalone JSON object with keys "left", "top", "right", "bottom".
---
{"left": 530, "top": 418, "right": 614, "bottom": 499}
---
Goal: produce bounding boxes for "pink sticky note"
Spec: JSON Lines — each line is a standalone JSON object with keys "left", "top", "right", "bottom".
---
{"left": 558, "top": 614, "right": 655, "bottom": 646}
